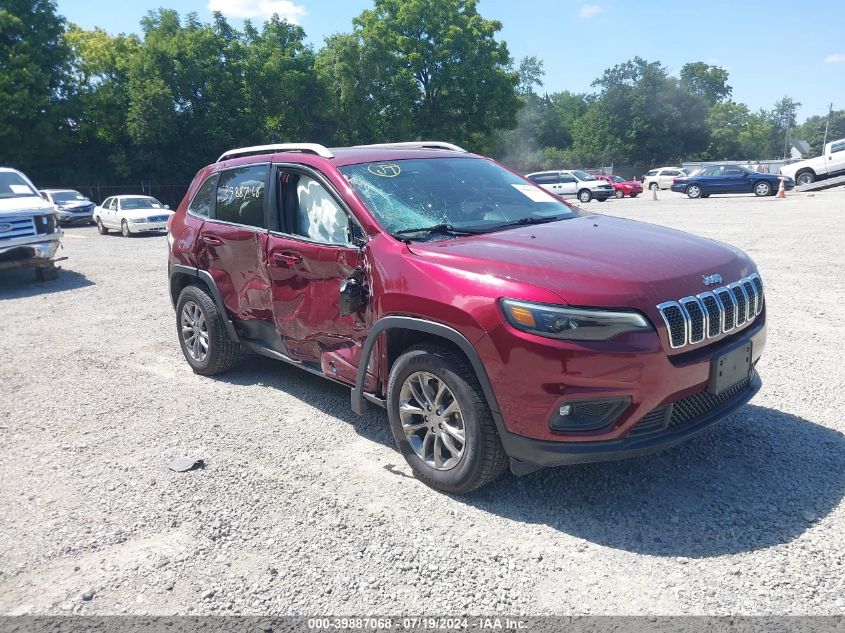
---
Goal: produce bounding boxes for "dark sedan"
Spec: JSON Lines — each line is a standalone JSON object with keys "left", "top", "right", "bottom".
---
{"left": 670, "top": 164, "right": 794, "bottom": 198}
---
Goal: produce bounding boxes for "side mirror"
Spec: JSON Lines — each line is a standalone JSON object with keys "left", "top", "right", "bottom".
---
{"left": 339, "top": 269, "right": 368, "bottom": 316}
{"left": 348, "top": 221, "right": 367, "bottom": 248}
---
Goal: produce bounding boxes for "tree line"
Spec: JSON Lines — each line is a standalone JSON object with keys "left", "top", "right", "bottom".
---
{"left": 2, "top": 0, "right": 842, "bottom": 199}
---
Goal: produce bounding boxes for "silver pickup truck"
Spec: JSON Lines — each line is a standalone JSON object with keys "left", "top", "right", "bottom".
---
{"left": 0, "top": 167, "right": 63, "bottom": 281}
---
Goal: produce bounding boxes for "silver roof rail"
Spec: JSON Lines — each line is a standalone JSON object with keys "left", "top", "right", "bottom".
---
{"left": 352, "top": 141, "right": 468, "bottom": 153}
{"left": 217, "top": 143, "right": 334, "bottom": 163}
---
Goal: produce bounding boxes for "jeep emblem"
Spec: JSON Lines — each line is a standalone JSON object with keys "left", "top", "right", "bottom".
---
{"left": 702, "top": 273, "right": 723, "bottom": 286}
{"left": 0, "top": 223, "right": 12, "bottom": 233}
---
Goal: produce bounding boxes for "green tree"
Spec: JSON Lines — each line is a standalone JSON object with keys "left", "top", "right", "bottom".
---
{"left": 516, "top": 55, "right": 544, "bottom": 96}
{"left": 793, "top": 109, "right": 845, "bottom": 154}
{"left": 679, "top": 62, "right": 731, "bottom": 105}
{"left": 0, "top": 0, "right": 71, "bottom": 176}
{"left": 350, "top": 0, "right": 521, "bottom": 148}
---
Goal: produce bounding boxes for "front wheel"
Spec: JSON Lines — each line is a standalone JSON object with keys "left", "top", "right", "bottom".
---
{"left": 614, "top": 189, "right": 624, "bottom": 199}
{"left": 176, "top": 285, "right": 241, "bottom": 375}
{"left": 686, "top": 184, "right": 702, "bottom": 199}
{"left": 754, "top": 181, "right": 772, "bottom": 197}
{"left": 578, "top": 189, "right": 592, "bottom": 203}
{"left": 96, "top": 218, "right": 108, "bottom": 235}
{"left": 387, "top": 344, "right": 508, "bottom": 494}
{"left": 121, "top": 220, "right": 132, "bottom": 237}
{"left": 796, "top": 171, "right": 815, "bottom": 186}
{"left": 629, "top": 193, "right": 639, "bottom": 198}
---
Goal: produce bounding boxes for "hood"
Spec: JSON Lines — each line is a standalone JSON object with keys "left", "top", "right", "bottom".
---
{"left": 0, "top": 196, "right": 55, "bottom": 216}
{"left": 120, "top": 208, "right": 172, "bottom": 219}
{"left": 406, "top": 214, "right": 756, "bottom": 314}
{"left": 57, "top": 200, "right": 93, "bottom": 209}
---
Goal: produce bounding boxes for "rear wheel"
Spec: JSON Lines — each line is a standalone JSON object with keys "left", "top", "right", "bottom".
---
{"left": 121, "top": 220, "right": 132, "bottom": 237}
{"left": 387, "top": 344, "right": 508, "bottom": 494}
{"left": 753, "top": 181, "right": 772, "bottom": 197}
{"left": 96, "top": 218, "right": 108, "bottom": 235}
{"left": 796, "top": 171, "right": 815, "bottom": 186}
{"left": 578, "top": 189, "right": 592, "bottom": 203}
{"left": 686, "top": 184, "right": 702, "bottom": 199}
{"left": 176, "top": 285, "right": 240, "bottom": 375}
{"left": 649, "top": 182, "right": 659, "bottom": 191}
{"left": 614, "top": 189, "right": 624, "bottom": 199}
{"left": 597, "top": 196, "right": 608, "bottom": 202}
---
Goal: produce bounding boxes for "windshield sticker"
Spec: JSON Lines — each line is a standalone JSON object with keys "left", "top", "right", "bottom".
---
{"left": 151, "top": 203, "right": 161, "bottom": 208}
{"left": 512, "top": 184, "right": 556, "bottom": 202}
{"left": 367, "top": 163, "right": 402, "bottom": 178}
{"left": 10, "top": 185, "right": 31, "bottom": 195}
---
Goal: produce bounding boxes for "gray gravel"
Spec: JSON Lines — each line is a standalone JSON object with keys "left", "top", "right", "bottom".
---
{"left": 1, "top": 189, "right": 844, "bottom": 616}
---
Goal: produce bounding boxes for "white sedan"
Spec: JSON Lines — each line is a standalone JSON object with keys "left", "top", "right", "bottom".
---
{"left": 93, "top": 195, "right": 173, "bottom": 237}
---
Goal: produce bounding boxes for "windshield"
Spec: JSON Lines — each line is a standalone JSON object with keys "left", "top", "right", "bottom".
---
{"left": 339, "top": 158, "right": 578, "bottom": 239}
{"left": 570, "top": 170, "right": 595, "bottom": 181}
{"left": 51, "top": 191, "right": 87, "bottom": 203}
{"left": 610, "top": 175, "right": 626, "bottom": 183}
{"left": 0, "top": 172, "right": 37, "bottom": 199}
{"left": 121, "top": 197, "right": 163, "bottom": 210}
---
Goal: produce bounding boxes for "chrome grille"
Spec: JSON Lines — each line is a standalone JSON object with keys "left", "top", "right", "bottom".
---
{"left": 0, "top": 216, "right": 37, "bottom": 240}
{"left": 657, "top": 274, "right": 764, "bottom": 349}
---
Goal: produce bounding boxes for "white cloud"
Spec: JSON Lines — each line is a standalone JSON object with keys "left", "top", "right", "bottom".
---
{"left": 825, "top": 53, "right": 845, "bottom": 63}
{"left": 579, "top": 4, "right": 603, "bottom": 18}
{"left": 207, "top": 0, "right": 307, "bottom": 23}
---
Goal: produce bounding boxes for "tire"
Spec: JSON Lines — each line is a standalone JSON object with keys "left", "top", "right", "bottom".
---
{"left": 96, "top": 217, "right": 108, "bottom": 235}
{"left": 686, "top": 184, "right": 702, "bottom": 199}
{"left": 121, "top": 220, "right": 132, "bottom": 237}
{"left": 386, "top": 344, "right": 508, "bottom": 494}
{"left": 597, "top": 196, "right": 608, "bottom": 202}
{"left": 176, "top": 285, "right": 240, "bottom": 375}
{"left": 629, "top": 193, "right": 639, "bottom": 198}
{"left": 35, "top": 266, "right": 58, "bottom": 281}
{"left": 578, "top": 189, "right": 592, "bottom": 203}
{"left": 649, "top": 182, "right": 659, "bottom": 191}
{"left": 796, "top": 171, "right": 815, "bottom": 186}
{"left": 614, "top": 189, "right": 624, "bottom": 199}
{"left": 753, "top": 181, "right": 772, "bottom": 197}
{"left": 702, "top": 194, "right": 710, "bottom": 198}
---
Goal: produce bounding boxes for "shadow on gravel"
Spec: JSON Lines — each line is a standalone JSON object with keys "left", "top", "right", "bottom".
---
{"left": 211, "top": 359, "right": 845, "bottom": 557}
{"left": 212, "top": 355, "right": 396, "bottom": 448}
{"left": 468, "top": 405, "right": 845, "bottom": 557}
{"left": 0, "top": 267, "right": 94, "bottom": 300}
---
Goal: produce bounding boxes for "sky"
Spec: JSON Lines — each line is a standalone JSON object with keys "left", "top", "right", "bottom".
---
{"left": 55, "top": 0, "right": 845, "bottom": 121}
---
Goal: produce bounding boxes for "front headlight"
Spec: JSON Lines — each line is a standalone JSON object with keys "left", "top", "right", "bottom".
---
{"left": 501, "top": 299, "right": 653, "bottom": 341}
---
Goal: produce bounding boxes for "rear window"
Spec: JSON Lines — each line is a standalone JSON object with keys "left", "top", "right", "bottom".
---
{"left": 0, "top": 172, "right": 37, "bottom": 199}
{"left": 215, "top": 164, "right": 268, "bottom": 228}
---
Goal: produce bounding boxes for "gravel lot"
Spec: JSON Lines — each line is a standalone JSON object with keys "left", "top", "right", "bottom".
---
{"left": 1, "top": 188, "right": 844, "bottom": 616}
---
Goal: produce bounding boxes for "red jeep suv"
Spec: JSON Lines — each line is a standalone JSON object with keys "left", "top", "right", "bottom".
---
{"left": 168, "top": 142, "right": 766, "bottom": 493}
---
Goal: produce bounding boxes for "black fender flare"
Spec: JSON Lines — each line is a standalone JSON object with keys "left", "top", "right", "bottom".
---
{"left": 351, "top": 316, "right": 503, "bottom": 428}
{"left": 169, "top": 263, "right": 239, "bottom": 342}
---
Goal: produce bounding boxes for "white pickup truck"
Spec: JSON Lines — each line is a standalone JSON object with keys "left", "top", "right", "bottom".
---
{"left": 780, "top": 138, "right": 845, "bottom": 186}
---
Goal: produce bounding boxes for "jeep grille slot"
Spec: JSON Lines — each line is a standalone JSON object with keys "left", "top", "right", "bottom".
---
{"left": 656, "top": 274, "right": 764, "bottom": 349}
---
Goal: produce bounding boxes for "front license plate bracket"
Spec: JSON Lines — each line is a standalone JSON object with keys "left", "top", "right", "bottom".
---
{"left": 708, "top": 341, "right": 753, "bottom": 395}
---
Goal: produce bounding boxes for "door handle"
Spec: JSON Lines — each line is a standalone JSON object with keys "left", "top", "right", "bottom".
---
{"left": 272, "top": 251, "right": 302, "bottom": 267}
{"left": 201, "top": 235, "right": 223, "bottom": 246}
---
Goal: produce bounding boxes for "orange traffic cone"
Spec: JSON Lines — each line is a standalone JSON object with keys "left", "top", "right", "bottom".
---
{"left": 776, "top": 176, "right": 786, "bottom": 198}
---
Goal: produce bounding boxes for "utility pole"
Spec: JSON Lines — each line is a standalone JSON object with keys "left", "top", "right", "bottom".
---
{"left": 822, "top": 102, "right": 833, "bottom": 151}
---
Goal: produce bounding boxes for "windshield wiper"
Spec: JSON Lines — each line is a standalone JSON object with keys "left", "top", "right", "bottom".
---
{"left": 393, "top": 223, "right": 484, "bottom": 238}
{"left": 489, "top": 215, "right": 563, "bottom": 231}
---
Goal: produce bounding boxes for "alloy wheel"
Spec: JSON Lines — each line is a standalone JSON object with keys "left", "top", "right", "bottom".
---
{"left": 755, "top": 182, "right": 771, "bottom": 196}
{"left": 398, "top": 371, "right": 466, "bottom": 470}
{"left": 180, "top": 300, "right": 209, "bottom": 362}
{"left": 687, "top": 185, "right": 701, "bottom": 198}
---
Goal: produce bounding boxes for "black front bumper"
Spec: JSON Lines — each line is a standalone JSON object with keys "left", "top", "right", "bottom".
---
{"left": 501, "top": 371, "right": 762, "bottom": 468}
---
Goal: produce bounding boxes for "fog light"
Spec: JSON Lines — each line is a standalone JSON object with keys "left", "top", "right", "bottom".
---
{"left": 559, "top": 405, "right": 572, "bottom": 416}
